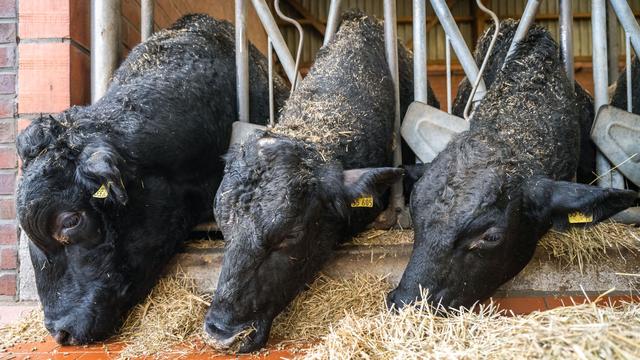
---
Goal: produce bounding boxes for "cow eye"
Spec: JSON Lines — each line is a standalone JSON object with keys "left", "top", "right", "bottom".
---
{"left": 468, "top": 227, "right": 503, "bottom": 250}
{"left": 58, "top": 212, "right": 81, "bottom": 230}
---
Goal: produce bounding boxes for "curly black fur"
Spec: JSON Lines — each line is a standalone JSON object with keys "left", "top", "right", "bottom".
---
{"left": 16, "top": 14, "right": 288, "bottom": 345}
{"left": 205, "top": 11, "right": 439, "bottom": 353}
{"left": 451, "top": 19, "right": 597, "bottom": 184}
{"left": 389, "top": 21, "right": 637, "bottom": 311}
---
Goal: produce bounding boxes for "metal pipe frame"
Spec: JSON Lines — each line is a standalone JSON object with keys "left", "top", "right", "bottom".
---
{"left": 592, "top": 0, "right": 625, "bottom": 189}
{"left": 384, "top": 0, "right": 405, "bottom": 215}
{"left": 141, "top": 0, "right": 154, "bottom": 42}
{"left": 505, "top": 0, "right": 541, "bottom": 62}
{"left": 429, "top": 0, "right": 486, "bottom": 102}
{"left": 413, "top": 0, "right": 428, "bottom": 103}
{"left": 268, "top": 38, "right": 275, "bottom": 126}
{"left": 250, "top": 0, "right": 300, "bottom": 86}
{"left": 609, "top": 0, "right": 640, "bottom": 58}
{"left": 236, "top": 0, "right": 250, "bottom": 123}
{"left": 446, "top": 36, "right": 452, "bottom": 113}
{"left": 559, "top": 0, "right": 574, "bottom": 89}
{"left": 323, "top": 0, "right": 342, "bottom": 46}
{"left": 91, "top": 0, "right": 121, "bottom": 103}
{"left": 626, "top": 33, "right": 632, "bottom": 113}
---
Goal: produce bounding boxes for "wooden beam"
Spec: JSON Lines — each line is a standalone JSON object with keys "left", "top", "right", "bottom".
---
{"left": 283, "top": 0, "right": 326, "bottom": 36}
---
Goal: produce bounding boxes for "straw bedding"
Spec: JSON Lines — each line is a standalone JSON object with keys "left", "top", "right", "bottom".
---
{"left": 1, "top": 222, "right": 638, "bottom": 358}
{"left": 304, "top": 288, "right": 640, "bottom": 359}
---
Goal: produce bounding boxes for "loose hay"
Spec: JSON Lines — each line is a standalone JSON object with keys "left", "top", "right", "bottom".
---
{"left": 304, "top": 291, "right": 640, "bottom": 360}
{"left": 0, "top": 309, "right": 47, "bottom": 351}
{"left": 539, "top": 222, "right": 640, "bottom": 271}
{"left": 117, "top": 273, "right": 211, "bottom": 359}
{"left": 272, "top": 274, "right": 392, "bottom": 340}
{"left": 3, "top": 223, "right": 639, "bottom": 357}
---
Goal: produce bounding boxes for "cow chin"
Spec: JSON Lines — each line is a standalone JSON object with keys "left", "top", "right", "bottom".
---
{"left": 203, "top": 317, "right": 271, "bottom": 353}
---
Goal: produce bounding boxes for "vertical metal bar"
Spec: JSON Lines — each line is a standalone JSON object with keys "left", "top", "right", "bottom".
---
{"left": 446, "top": 35, "right": 452, "bottom": 113}
{"left": 609, "top": 0, "right": 640, "bottom": 58}
{"left": 592, "top": 0, "right": 623, "bottom": 189}
{"left": 505, "top": 0, "right": 542, "bottom": 62}
{"left": 141, "top": 0, "right": 154, "bottom": 42}
{"left": 324, "top": 0, "right": 342, "bottom": 46}
{"left": 236, "top": 0, "right": 250, "bottom": 123}
{"left": 626, "top": 33, "right": 632, "bottom": 113}
{"left": 430, "top": 0, "right": 486, "bottom": 102}
{"left": 91, "top": 0, "right": 121, "bottom": 103}
{"left": 250, "top": 0, "right": 300, "bottom": 85}
{"left": 607, "top": 2, "right": 620, "bottom": 83}
{"left": 413, "top": 0, "right": 428, "bottom": 103}
{"left": 559, "top": 0, "right": 574, "bottom": 89}
{"left": 268, "top": 38, "right": 275, "bottom": 127}
{"left": 384, "top": 0, "right": 404, "bottom": 213}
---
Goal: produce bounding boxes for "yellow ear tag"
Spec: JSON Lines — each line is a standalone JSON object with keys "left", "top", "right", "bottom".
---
{"left": 92, "top": 184, "right": 109, "bottom": 199}
{"left": 568, "top": 211, "right": 593, "bottom": 224}
{"left": 351, "top": 195, "right": 373, "bottom": 208}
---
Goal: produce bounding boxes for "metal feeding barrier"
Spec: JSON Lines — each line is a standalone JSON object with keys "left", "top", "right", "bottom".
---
{"left": 89, "top": 0, "right": 638, "bottom": 224}
{"left": 590, "top": 0, "right": 640, "bottom": 223}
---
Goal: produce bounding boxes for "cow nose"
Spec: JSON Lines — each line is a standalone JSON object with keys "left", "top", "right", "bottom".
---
{"left": 53, "top": 329, "right": 76, "bottom": 345}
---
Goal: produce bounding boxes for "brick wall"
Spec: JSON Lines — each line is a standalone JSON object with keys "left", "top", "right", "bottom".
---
{"left": 0, "top": 0, "right": 16, "bottom": 300}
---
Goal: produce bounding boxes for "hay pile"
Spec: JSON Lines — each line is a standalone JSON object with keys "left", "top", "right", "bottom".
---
{"left": 0, "top": 309, "right": 47, "bottom": 351}
{"left": 539, "top": 222, "right": 640, "bottom": 270}
{"left": 117, "top": 273, "right": 211, "bottom": 359}
{"left": 304, "top": 289, "right": 640, "bottom": 359}
{"left": 272, "top": 274, "right": 391, "bottom": 340}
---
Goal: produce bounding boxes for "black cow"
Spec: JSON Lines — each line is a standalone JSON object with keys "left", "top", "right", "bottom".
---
{"left": 16, "top": 14, "right": 288, "bottom": 345}
{"left": 204, "top": 12, "right": 439, "bottom": 352}
{"left": 387, "top": 21, "right": 637, "bottom": 310}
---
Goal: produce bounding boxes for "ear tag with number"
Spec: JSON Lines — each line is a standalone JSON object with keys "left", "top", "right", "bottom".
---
{"left": 351, "top": 195, "right": 373, "bottom": 208}
{"left": 92, "top": 183, "right": 109, "bottom": 199}
{"left": 568, "top": 211, "right": 593, "bottom": 224}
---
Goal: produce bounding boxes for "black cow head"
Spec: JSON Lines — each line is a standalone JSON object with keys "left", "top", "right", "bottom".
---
{"left": 387, "top": 136, "right": 637, "bottom": 310}
{"left": 205, "top": 134, "right": 402, "bottom": 352}
{"left": 16, "top": 112, "right": 182, "bottom": 345}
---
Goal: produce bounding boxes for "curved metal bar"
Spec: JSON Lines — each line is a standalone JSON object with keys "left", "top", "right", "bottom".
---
{"left": 274, "top": 0, "right": 304, "bottom": 92}
{"left": 463, "top": 0, "right": 499, "bottom": 121}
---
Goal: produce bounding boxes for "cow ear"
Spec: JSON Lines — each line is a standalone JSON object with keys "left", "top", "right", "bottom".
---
{"left": 342, "top": 167, "right": 405, "bottom": 201}
{"left": 16, "top": 115, "right": 63, "bottom": 167}
{"left": 523, "top": 176, "right": 637, "bottom": 228}
{"left": 76, "top": 142, "right": 128, "bottom": 206}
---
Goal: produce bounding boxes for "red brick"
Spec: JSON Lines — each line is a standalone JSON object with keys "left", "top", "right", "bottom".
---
{"left": 0, "top": 223, "right": 16, "bottom": 245}
{"left": 0, "top": 247, "right": 16, "bottom": 269}
{"left": 0, "top": 146, "right": 15, "bottom": 168}
{"left": 0, "top": 22, "right": 15, "bottom": 43}
{"left": 18, "top": 42, "right": 71, "bottom": 114}
{"left": 0, "top": 95, "right": 13, "bottom": 117}
{"left": 0, "top": 171, "right": 14, "bottom": 194}
{"left": 0, "top": 119, "right": 12, "bottom": 143}
{"left": 0, "top": 273, "right": 16, "bottom": 295}
{"left": 18, "top": 0, "right": 70, "bottom": 40}
{"left": 17, "top": 118, "right": 31, "bottom": 132}
{"left": 0, "top": 197, "right": 15, "bottom": 219}
{"left": 0, "top": 73, "right": 14, "bottom": 94}
{"left": 0, "top": 0, "right": 16, "bottom": 18}
{"left": 0, "top": 45, "right": 15, "bottom": 68}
